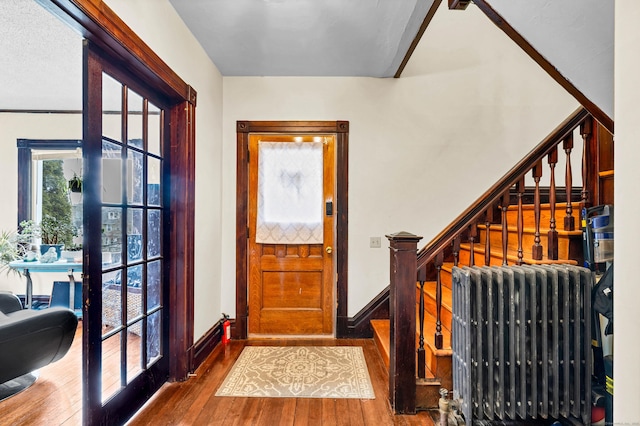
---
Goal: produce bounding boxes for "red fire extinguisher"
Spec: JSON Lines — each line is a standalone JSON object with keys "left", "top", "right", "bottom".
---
{"left": 222, "top": 313, "right": 231, "bottom": 344}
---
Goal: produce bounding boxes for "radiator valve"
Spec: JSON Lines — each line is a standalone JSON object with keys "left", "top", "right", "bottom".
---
{"left": 439, "top": 388, "right": 465, "bottom": 426}
{"left": 439, "top": 388, "right": 450, "bottom": 426}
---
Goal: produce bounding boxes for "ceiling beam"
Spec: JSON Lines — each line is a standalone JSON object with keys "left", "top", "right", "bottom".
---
{"left": 449, "top": 0, "right": 471, "bottom": 10}
{"left": 472, "top": 0, "right": 613, "bottom": 133}
{"left": 394, "top": 0, "right": 442, "bottom": 78}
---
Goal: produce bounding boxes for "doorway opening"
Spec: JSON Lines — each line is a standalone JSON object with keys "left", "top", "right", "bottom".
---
{"left": 236, "top": 121, "right": 349, "bottom": 338}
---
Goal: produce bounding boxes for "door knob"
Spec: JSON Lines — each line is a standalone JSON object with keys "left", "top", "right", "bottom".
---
{"left": 326, "top": 246, "right": 333, "bottom": 254}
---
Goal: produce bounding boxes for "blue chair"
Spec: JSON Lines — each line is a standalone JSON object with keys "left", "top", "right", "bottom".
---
{"left": 50, "top": 281, "right": 82, "bottom": 318}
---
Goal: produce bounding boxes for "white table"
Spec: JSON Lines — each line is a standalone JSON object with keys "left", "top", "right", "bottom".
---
{"left": 9, "top": 260, "right": 82, "bottom": 310}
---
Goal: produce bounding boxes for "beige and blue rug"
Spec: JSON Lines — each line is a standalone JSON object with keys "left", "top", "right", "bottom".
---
{"left": 215, "top": 346, "right": 375, "bottom": 399}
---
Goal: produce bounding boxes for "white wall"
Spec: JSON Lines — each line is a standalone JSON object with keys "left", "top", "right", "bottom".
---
{"left": 221, "top": 3, "right": 578, "bottom": 317}
{"left": 0, "top": 113, "right": 82, "bottom": 294}
{"left": 105, "top": 0, "right": 224, "bottom": 341}
{"left": 614, "top": 1, "right": 640, "bottom": 422}
{"left": 486, "top": 0, "right": 614, "bottom": 120}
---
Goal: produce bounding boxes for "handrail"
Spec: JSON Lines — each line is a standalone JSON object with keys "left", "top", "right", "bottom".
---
{"left": 416, "top": 107, "right": 589, "bottom": 270}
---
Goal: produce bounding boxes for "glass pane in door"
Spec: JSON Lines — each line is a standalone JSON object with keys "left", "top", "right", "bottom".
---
{"left": 101, "top": 332, "right": 122, "bottom": 402}
{"left": 127, "top": 88, "right": 143, "bottom": 149}
{"left": 102, "top": 74, "right": 122, "bottom": 143}
{"left": 147, "top": 102, "right": 161, "bottom": 156}
{"left": 256, "top": 141, "right": 324, "bottom": 244}
{"left": 97, "top": 70, "right": 165, "bottom": 403}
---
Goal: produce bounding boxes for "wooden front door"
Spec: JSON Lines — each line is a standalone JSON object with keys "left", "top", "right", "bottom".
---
{"left": 248, "top": 134, "right": 335, "bottom": 336}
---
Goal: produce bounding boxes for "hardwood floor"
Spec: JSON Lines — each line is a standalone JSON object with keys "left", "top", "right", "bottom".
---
{"left": 1, "top": 326, "right": 436, "bottom": 425}
{"left": 127, "top": 339, "right": 435, "bottom": 425}
{"left": 1, "top": 322, "right": 83, "bottom": 425}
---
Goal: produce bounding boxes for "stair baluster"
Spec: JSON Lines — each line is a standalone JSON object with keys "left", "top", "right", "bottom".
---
{"left": 452, "top": 235, "right": 461, "bottom": 267}
{"left": 548, "top": 146, "right": 559, "bottom": 259}
{"left": 468, "top": 224, "right": 477, "bottom": 266}
{"left": 484, "top": 208, "right": 492, "bottom": 266}
{"left": 516, "top": 177, "right": 525, "bottom": 265}
{"left": 580, "top": 117, "right": 593, "bottom": 209}
{"left": 564, "top": 134, "right": 575, "bottom": 231}
{"left": 417, "top": 267, "right": 426, "bottom": 379}
{"left": 531, "top": 161, "right": 543, "bottom": 260}
{"left": 434, "top": 251, "right": 444, "bottom": 350}
{"left": 499, "top": 191, "right": 509, "bottom": 265}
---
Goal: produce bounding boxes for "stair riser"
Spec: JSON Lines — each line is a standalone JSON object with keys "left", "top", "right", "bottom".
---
{"left": 478, "top": 226, "right": 581, "bottom": 259}
{"left": 457, "top": 248, "right": 510, "bottom": 267}
{"left": 504, "top": 203, "right": 580, "bottom": 227}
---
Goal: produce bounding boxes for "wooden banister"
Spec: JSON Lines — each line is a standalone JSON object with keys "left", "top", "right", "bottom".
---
{"left": 387, "top": 107, "right": 605, "bottom": 415}
{"left": 416, "top": 107, "right": 589, "bottom": 270}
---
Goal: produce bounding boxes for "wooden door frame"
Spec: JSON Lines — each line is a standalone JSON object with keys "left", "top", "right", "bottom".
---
{"left": 236, "top": 121, "right": 350, "bottom": 339}
{"left": 41, "top": 0, "right": 196, "bottom": 385}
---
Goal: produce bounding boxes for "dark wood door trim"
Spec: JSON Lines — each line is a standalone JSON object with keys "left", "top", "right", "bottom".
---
{"left": 42, "top": 0, "right": 196, "bottom": 384}
{"left": 39, "top": 0, "right": 196, "bottom": 106}
{"left": 236, "top": 121, "right": 349, "bottom": 339}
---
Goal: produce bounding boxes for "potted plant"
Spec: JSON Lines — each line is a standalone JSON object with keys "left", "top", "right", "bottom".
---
{"left": 0, "top": 225, "right": 36, "bottom": 274}
{"left": 20, "top": 215, "right": 77, "bottom": 261}
{"left": 61, "top": 243, "right": 83, "bottom": 263}
{"left": 0, "top": 230, "right": 25, "bottom": 275}
{"left": 68, "top": 173, "right": 82, "bottom": 193}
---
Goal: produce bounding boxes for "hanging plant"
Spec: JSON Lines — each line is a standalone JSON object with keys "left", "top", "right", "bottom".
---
{"left": 68, "top": 173, "right": 82, "bottom": 193}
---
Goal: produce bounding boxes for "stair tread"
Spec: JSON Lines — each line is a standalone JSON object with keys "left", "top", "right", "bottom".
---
{"left": 507, "top": 201, "right": 581, "bottom": 208}
{"left": 477, "top": 223, "right": 583, "bottom": 236}
{"left": 458, "top": 243, "right": 578, "bottom": 265}
{"left": 371, "top": 317, "right": 451, "bottom": 359}
{"left": 371, "top": 319, "right": 390, "bottom": 369}
{"left": 418, "top": 281, "right": 452, "bottom": 311}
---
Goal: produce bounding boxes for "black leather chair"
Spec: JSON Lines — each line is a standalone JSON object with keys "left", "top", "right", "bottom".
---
{"left": 0, "top": 292, "right": 77, "bottom": 386}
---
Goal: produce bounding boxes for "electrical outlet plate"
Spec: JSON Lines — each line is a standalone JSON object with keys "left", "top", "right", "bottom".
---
{"left": 370, "top": 237, "right": 381, "bottom": 248}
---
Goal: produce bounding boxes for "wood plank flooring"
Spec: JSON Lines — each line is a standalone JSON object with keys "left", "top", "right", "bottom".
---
{"left": 1, "top": 326, "right": 436, "bottom": 425}
{"left": 128, "top": 338, "right": 435, "bottom": 426}
{"left": 1, "top": 322, "right": 83, "bottom": 425}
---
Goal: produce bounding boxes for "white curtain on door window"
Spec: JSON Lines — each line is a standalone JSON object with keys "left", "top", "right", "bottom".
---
{"left": 256, "top": 141, "right": 323, "bottom": 244}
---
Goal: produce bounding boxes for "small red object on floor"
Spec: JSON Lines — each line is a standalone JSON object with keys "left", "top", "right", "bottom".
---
{"left": 592, "top": 406, "right": 605, "bottom": 425}
{"left": 222, "top": 314, "right": 231, "bottom": 344}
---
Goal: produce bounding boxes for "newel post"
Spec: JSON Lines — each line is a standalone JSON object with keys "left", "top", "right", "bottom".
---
{"left": 386, "top": 231, "right": 422, "bottom": 414}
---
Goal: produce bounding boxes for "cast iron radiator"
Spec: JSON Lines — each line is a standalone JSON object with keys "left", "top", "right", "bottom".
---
{"left": 451, "top": 265, "right": 592, "bottom": 424}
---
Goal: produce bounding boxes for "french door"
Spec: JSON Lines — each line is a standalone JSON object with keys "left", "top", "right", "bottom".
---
{"left": 83, "top": 42, "right": 171, "bottom": 425}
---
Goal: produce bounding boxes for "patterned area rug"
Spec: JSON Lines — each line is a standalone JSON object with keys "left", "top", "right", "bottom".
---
{"left": 215, "top": 346, "right": 375, "bottom": 399}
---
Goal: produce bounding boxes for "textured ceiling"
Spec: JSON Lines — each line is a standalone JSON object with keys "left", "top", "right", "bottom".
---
{"left": 0, "top": 0, "right": 434, "bottom": 110}
{"left": 167, "top": 0, "right": 436, "bottom": 77}
{"left": 0, "top": 0, "right": 83, "bottom": 110}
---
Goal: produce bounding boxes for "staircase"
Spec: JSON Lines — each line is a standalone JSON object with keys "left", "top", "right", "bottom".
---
{"left": 370, "top": 107, "right": 614, "bottom": 414}
{"left": 371, "top": 202, "right": 583, "bottom": 408}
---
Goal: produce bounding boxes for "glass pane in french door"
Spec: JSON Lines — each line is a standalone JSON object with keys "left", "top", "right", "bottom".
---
{"left": 100, "top": 72, "right": 165, "bottom": 402}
